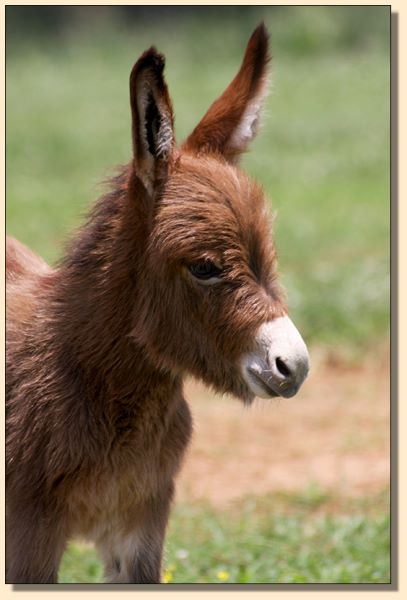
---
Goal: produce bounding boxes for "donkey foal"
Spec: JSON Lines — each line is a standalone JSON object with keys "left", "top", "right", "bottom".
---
{"left": 6, "top": 24, "right": 309, "bottom": 583}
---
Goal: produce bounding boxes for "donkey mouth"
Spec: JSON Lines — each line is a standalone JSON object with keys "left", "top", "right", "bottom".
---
{"left": 247, "top": 367, "right": 281, "bottom": 398}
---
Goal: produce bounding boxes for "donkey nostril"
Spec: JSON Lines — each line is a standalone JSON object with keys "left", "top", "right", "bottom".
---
{"left": 275, "top": 357, "right": 291, "bottom": 379}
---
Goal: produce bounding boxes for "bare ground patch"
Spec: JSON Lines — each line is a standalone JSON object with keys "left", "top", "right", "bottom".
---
{"left": 177, "top": 346, "right": 390, "bottom": 507}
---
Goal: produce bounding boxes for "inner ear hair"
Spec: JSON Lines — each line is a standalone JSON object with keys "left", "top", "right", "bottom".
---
{"left": 130, "top": 48, "right": 175, "bottom": 192}
{"left": 134, "top": 69, "right": 174, "bottom": 162}
{"left": 143, "top": 92, "right": 174, "bottom": 160}
{"left": 135, "top": 74, "right": 165, "bottom": 158}
{"left": 145, "top": 91, "right": 162, "bottom": 156}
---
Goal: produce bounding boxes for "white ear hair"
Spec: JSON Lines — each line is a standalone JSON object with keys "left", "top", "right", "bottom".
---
{"left": 135, "top": 85, "right": 174, "bottom": 193}
{"left": 137, "top": 83, "right": 173, "bottom": 155}
{"left": 228, "top": 90, "right": 268, "bottom": 155}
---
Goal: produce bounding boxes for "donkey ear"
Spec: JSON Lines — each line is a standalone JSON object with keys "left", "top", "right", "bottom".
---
{"left": 182, "top": 23, "right": 270, "bottom": 164}
{"left": 130, "top": 48, "right": 175, "bottom": 194}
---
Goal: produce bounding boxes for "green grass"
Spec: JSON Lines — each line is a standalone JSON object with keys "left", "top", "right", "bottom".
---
{"left": 6, "top": 6, "right": 390, "bottom": 352}
{"left": 58, "top": 543, "right": 104, "bottom": 584}
{"left": 58, "top": 488, "right": 390, "bottom": 584}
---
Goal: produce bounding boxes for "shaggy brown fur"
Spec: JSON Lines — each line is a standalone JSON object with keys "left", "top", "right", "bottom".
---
{"left": 6, "top": 24, "right": 288, "bottom": 583}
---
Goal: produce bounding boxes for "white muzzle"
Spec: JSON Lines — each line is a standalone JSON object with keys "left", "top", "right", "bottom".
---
{"left": 241, "top": 316, "right": 310, "bottom": 399}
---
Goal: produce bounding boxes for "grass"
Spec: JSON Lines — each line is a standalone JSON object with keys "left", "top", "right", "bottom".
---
{"left": 58, "top": 487, "right": 391, "bottom": 584}
{"left": 6, "top": 6, "right": 390, "bottom": 352}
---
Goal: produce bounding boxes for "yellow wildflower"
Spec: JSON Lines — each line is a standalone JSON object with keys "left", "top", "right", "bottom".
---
{"left": 217, "top": 570, "right": 230, "bottom": 582}
{"left": 163, "top": 571, "right": 173, "bottom": 584}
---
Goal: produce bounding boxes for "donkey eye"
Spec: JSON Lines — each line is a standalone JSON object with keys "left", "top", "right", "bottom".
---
{"left": 188, "top": 259, "right": 222, "bottom": 281}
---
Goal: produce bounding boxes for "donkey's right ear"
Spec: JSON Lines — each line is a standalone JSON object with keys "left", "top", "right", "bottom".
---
{"left": 130, "top": 48, "right": 175, "bottom": 195}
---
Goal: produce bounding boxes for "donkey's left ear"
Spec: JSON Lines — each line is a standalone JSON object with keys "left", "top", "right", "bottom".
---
{"left": 130, "top": 48, "right": 175, "bottom": 194}
{"left": 183, "top": 23, "right": 270, "bottom": 164}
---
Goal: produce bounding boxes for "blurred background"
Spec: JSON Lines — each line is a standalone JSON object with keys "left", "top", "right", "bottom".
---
{"left": 6, "top": 5, "right": 390, "bottom": 584}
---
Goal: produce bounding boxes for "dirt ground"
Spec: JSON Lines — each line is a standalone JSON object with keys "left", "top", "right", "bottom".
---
{"left": 177, "top": 346, "right": 390, "bottom": 507}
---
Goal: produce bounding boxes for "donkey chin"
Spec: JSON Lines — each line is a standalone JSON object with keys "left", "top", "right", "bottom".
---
{"left": 240, "top": 316, "right": 310, "bottom": 400}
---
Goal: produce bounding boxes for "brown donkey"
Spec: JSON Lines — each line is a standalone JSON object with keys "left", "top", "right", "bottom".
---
{"left": 6, "top": 24, "right": 309, "bottom": 583}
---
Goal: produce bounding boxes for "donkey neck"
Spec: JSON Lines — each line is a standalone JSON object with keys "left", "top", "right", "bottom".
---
{"left": 51, "top": 169, "right": 179, "bottom": 403}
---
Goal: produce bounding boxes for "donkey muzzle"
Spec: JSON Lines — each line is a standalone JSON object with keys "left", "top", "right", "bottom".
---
{"left": 241, "top": 316, "right": 310, "bottom": 399}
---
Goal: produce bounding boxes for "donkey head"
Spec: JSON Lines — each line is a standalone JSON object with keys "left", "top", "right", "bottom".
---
{"left": 129, "top": 24, "right": 309, "bottom": 403}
